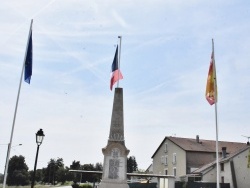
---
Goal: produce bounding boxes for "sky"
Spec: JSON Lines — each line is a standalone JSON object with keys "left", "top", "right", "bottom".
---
{"left": 1, "top": 0, "right": 250, "bottom": 174}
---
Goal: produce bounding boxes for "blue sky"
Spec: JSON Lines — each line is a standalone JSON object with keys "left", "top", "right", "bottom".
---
{"left": 1, "top": 0, "right": 250, "bottom": 173}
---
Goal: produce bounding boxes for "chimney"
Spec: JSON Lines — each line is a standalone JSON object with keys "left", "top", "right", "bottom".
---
{"left": 222, "top": 147, "right": 227, "bottom": 158}
{"left": 196, "top": 135, "right": 199, "bottom": 143}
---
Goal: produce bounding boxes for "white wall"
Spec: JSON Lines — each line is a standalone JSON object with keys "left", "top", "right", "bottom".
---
{"left": 202, "top": 148, "right": 250, "bottom": 188}
{"left": 233, "top": 149, "right": 250, "bottom": 188}
{"left": 152, "top": 138, "right": 186, "bottom": 178}
{"left": 222, "top": 162, "right": 233, "bottom": 187}
{"left": 202, "top": 167, "right": 216, "bottom": 182}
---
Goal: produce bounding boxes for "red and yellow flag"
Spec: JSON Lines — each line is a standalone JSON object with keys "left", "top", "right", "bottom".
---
{"left": 205, "top": 52, "right": 217, "bottom": 105}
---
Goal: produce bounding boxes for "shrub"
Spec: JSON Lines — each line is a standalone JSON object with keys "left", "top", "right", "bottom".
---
{"left": 80, "top": 184, "right": 92, "bottom": 188}
{"left": 72, "top": 182, "right": 80, "bottom": 188}
{"left": 71, "top": 182, "right": 92, "bottom": 188}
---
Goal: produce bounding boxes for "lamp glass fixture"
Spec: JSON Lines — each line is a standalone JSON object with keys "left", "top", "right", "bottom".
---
{"left": 36, "top": 129, "right": 45, "bottom": 146}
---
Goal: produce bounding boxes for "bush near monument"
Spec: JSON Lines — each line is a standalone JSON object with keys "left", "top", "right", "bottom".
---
{"left": 72, "top": 182, "right": 92, "bottom": 188}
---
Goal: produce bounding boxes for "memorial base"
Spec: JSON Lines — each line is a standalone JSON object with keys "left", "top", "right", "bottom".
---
{"left": 98, "top": 180, "right": 129, "bottom": 188}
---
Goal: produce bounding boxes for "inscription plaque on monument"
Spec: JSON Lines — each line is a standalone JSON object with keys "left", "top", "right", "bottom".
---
{"left": 108, "top": 148, "right": 120, "bottom": 179}
{"left": 109, "top": 159, "right": 119, "bottom": 179}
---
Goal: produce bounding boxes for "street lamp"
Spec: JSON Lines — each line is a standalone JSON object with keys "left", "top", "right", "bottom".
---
{"left": 31, "top": 129, "right": 45, "bottom": 188}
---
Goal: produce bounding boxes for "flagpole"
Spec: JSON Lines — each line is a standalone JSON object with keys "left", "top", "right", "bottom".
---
{"left": 3, "top": 19, "right": 33, "bottom": 188}
{"left": 117, "top": 35, "right": 122, "bottom": 88}
{"left": 212, "top": 39, "right": 220, "bottom": 188}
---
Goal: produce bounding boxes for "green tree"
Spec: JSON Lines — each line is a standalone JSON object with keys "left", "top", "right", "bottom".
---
{"left": 80, "top": 163, "right": 103, "bottom": 183}
{"left": 95, "top": 162, "right": 103, "bottom": 171}
{"left": 81, "top": 164, "right": 94, "bottom": 182}
{"left": 70, "top": 160, "right": 81, "bottom": 169}
{"left": 0, "top": 174, "right": 3, "bottom": 183}
{"left": 7, "top": 155, "right": 30, "bottom": 185}
{"left": 127, "top": 156, "right": 138, "bottom": 173}
{"left": 0, "top": 173, "right": 3, "bottom": 183}
{"left": 70, "top": 160, "right": 81, "bottom": 183}
{"left": 29, "top": 168, "right": 44, "bottom": 183}
{"left": 56, "top": 167, "right": 68, "bottom": 184}
{"left": 43, "top": 158, "right": 64, "bottom": 185}
{"left": 64, "top": 166, "right": 75, "bottom": 182}
{"left": 93, "top": 163, "right": 103, "bottom": 183}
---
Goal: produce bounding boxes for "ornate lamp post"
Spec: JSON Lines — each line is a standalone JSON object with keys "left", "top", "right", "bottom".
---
{"left": 31, "top": 129, "right": 45, "bottom": 188}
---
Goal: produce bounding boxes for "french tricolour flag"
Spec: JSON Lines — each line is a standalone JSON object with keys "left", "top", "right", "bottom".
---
{"left": 110, "top": 45, "right": 123, "bottom": 90}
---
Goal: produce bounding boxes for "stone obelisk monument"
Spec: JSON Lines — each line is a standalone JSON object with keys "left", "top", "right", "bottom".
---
{"left": 99, "top": 88, "right": 130, "bottom": 188}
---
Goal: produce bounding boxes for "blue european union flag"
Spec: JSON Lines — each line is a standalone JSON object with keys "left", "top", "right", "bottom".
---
{"left": 24, "top": 30, "right": 32, "bottom": 84}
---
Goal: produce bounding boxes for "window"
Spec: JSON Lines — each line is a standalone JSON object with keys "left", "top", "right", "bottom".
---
{"left": 221, "top": 176, "right": 224, "bottom": 183}
{"left": 165, "top": 169, "right": 168, "bottom": 175}
{"left": 164, "top": 155, "right": 168, "bottom": 165}
{"left": 173, "top": 167, "right": 177, "bottom": 176}
{"left": 161, "top": 155, "right": 168, "bottom": 165}
{"left": 173, "top": 153, "right": 177, "bottom": 165}
{"left": 161, "top": 156, "right": 164, "bottom": 164}
{"left": 220, "top": 163, "right": 224, "bottom": 171}
{"left": 164, "top": 142, "right": 168, "bottom": 153}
